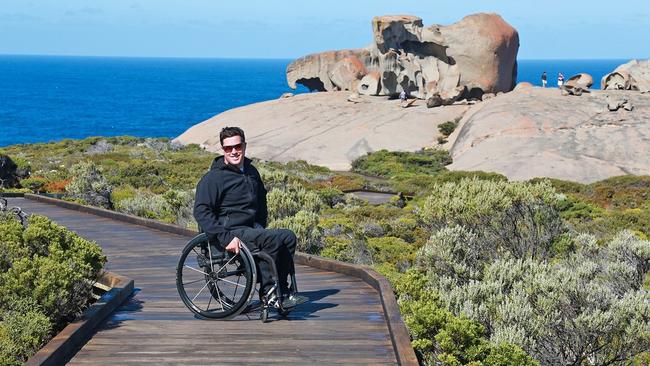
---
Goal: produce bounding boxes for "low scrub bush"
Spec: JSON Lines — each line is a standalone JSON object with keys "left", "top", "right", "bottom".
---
{"left": 0, "top": 214, "right": 105, "bottom": 365}
{"left": 267, "top": 185, "right": 323, "bottom": 251}
{"left": 382, "top": 269, "right": 537, "bottom": 366}
{"left": 65, "top": 160, "right": 113, "bottom": 209}
{"left": 420, "top": 178, "right": 565, "bottom": 259}
{"left": 267, "top": 184, "right": 322, "bottom": 221}
{"left": 0, "top": 308, "right": 52, "bottom": 366}
{"left": 351, "top": 149, "right": 452, "bottom": 178}
{"left": 268, "top": 211, "right": 321, "bottom": 252}
{"left": 415, "top": 177, "right": 650, "bottom": 365}
{"left": 437, "top": 120, "right": 458, "bottom": 137}
{"left": 19, "top": 177, "right": 48, "bottom": 193}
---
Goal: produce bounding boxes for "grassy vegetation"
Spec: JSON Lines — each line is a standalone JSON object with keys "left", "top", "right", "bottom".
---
{"left": 2, "top": 137, "right": 650, "bottom": 365}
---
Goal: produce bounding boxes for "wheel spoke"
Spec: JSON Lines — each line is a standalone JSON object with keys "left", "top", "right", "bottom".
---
{"left": 183, "top": 277, "right": 206, "bottom": 286}
{"left": 206, "top": 290, "right": 213, "bottom": 310}
{"left": 184, "top": 264, "right": 207, "bottom": 276}
{"left": 217, "top": 277, "right": 247, "bottom": 288}
{"left": 192, "top": 280, "right": 211, "bottom": 302}
{"left": 215, "top": 255, "right": 238, "bottom": 274}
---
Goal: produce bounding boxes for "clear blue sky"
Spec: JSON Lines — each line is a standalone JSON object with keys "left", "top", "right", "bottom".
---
{"left": 1, "top": 0, "right": 648, "bottom": 59}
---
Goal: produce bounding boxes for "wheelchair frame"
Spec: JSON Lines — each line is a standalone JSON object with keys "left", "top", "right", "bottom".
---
{"left": 176, "top": 233, "right": 297, "bottom": 322}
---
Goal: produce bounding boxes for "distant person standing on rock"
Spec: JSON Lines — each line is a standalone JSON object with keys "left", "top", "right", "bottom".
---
{"left": 557, "top": 72, "right": 565, "bottom": 88}
{"left": 541, "top": 71, "right": 548, "bottom": 87}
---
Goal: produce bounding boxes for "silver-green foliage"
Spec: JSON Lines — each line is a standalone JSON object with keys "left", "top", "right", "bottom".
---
{"left": 115, "top": 189, "right": 167, "bottom": 219}
{"left": 418, "top": 178, "right": 650, "bottom": 365}
{"left": 420, "top": 178, "right": 564, "bottom": 259}
{"left": 267, "top": 184, "right": 322, "bottom": 251}
{"left": 65, "top": 160, "right": 113, "bottom": 209}
{"left": 115, "top": 189, "right": 195, "bottom": 228}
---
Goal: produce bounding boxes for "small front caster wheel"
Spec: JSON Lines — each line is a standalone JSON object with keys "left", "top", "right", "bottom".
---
{"left": 260, "top": 308, "right": 269, "bottom": 323}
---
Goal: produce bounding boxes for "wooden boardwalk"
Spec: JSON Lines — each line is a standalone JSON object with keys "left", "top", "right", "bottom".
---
{"left": 7, "top": 197, "right": 403, "bottom": 365}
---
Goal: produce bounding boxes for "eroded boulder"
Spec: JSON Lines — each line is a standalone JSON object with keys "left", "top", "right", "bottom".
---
{"left": 287, "top": 13, "right": 519, "bottom": 100}
{"left": 602, "top": 60, "right": 650, "bottom": 92}
{"left": 566, "top": 73, "right": 594, "bottom": 89}
{"left": 357, "top": 71, "right": 381, "bottom": 95}
{"left": 286, "top": 49, "right": 372, "bottom": 91}
{"left": 561, "top": 84, "right": 590, "bottom": 96}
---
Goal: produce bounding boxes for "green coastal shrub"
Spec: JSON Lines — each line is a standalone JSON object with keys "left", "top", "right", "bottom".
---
{"left": 115, "top": 190, "right": 169, "bottom": 220}
{"left": 366, "top": 236, "right": 413, "bottom": 265}
{"left": 384, "top": 269, "right": 537, "bottom": 366}
{"left": 438, "top": 120, "right": 458, "bottom": 137}
{"left": 418, "top": 225, "right": 650, "bottom": 365}
{"left": 268, "top": 210, "right": 321, "bottom": 252}
{"left": 267, "top": 184, "right": 322, "bottom": 221}
{"left": 0, "top": 309, "right": 52, "bottom": 366}
{"left": 316, "top": 187, "right": 345, "bottom": 207}
{"left": 420, "top": 178, "right": 564, "bottom": 259}
{"left": 163, "top": 189, "right": 195, "bottom": 228}
{"left": 319, "top": 236, "right": 357, "bottom": 262}
{"left": 18, "top": 177, "right": 48, "bottom": 193}
{"left": 265, "top": 183, "right": 324, "bottom": 251}
{"left": 65, "top": 160, "right": 113, "bottom": 209}
{"left": 0, "top": 215, "right": 105, "bottom": 365}
{"left": 351, "top": 149, "right": 451, "bottom": 178}
{"left": 114, "top": 189, "right": 195, "bottom": 227}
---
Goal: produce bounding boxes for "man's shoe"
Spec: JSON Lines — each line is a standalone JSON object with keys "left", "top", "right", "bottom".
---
{"left": 282, "top": 293, "right": 308, "bottom": 309}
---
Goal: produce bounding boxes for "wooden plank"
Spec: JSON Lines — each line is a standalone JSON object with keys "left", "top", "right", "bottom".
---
{"left": 7, "top": 197, "right": 407, "bottom": 365}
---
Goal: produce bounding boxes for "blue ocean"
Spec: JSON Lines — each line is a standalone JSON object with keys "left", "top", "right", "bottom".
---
{"left": 0, "top": 55, "right": 631, "bottom": 147}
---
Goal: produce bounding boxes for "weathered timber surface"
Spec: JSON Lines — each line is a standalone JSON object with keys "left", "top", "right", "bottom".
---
{"left": 7, "top": 197, "right": 400, "bottom": 365}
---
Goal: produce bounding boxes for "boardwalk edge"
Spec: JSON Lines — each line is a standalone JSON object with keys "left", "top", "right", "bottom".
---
{"left": 25, "top": 271, "right": 135, "bottom": 366}
{"left": 295, "top": 254, "right": 419, "bottom": 366}
{"left": 22, "top": 193, "right": 418, "bottom": 366}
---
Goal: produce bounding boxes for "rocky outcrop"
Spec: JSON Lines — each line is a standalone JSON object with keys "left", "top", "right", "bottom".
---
{"left": 601, "top": 60, "right": 650, "bottom": 92}
{"left": 286, "top": 50, "right": 371, "bottom": 91}
{"left": 174, "top": 92, "right": 469, "bottom": 170}
{"left": 286, "top": 13, "right": 519, "bottom": 101}
{"left": 446, "top": 88, "right": 650, "bottom": 183}
{"left": 0, "top": 155, "right": 27, "bottom": 188}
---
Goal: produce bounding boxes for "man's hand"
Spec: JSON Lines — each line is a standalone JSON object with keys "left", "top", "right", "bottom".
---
{"left": 225, "top": 237, "right": 242, "bottom": 255}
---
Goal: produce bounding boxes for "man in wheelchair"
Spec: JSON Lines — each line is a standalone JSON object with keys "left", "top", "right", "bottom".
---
{"left": 193, "top": 126, "right": 307, "bottom": 311}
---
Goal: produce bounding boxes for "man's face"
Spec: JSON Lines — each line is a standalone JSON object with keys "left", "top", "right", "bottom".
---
{"left": 221, "top": 135, "right": 246, "bottom": 168}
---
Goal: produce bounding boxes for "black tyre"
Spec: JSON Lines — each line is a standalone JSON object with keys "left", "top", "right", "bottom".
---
{"left": 176, "top": 233, "right": 255, "bottom": 319}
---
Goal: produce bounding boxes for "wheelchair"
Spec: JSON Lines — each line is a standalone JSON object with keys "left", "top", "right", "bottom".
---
{"left": 176, "top": 233, "right": 298, "bottom": 323}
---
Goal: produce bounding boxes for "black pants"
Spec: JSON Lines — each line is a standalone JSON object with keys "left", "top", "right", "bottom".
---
{"left": 218, "top": 228, "right": 297, "bottom": 296}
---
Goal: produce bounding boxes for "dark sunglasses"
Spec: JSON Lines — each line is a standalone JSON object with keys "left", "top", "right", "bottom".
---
{"left": 222, "top": 143, "right": 245, "bottom": 153}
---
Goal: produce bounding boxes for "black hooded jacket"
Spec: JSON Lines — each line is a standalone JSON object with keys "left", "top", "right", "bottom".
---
{"left": 193, "top": 156, "right": 268, "bottom": 243}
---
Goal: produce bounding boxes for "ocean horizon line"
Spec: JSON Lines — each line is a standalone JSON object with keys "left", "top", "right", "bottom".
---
{"left": 0, "top": 53, "right": 643, "bottom": 62}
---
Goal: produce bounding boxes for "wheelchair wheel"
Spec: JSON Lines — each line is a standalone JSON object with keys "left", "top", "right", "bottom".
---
{"left": 176, "top": 233, "right": 256, "bottom": 319}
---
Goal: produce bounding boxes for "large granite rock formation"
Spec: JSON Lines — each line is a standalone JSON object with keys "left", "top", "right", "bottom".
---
{"left": 286, "top": 13, "right": 519, "bottom": 100}
{"left": 174, "top": 92, "right": 469, "bottom": 170}
{"left": 446, "top": 87, "right": 650, "bottom": 183}
{"left": 601, "top": 59, "right": 650, "bottom": 92}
